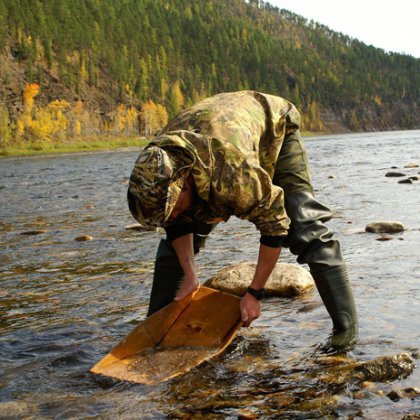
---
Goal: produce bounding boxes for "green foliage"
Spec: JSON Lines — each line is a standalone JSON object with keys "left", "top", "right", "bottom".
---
{"left": 0, "top": 0, "right": 419, "bottom": 133}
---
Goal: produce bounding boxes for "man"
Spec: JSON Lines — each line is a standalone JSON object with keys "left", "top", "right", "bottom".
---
{"left": 128, "top": 91, "right": 357, "bottom": 340}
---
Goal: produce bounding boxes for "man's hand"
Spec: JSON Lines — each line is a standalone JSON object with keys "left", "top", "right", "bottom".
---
{"left": 240, "top": 293, "right": 261, "bottom": 327}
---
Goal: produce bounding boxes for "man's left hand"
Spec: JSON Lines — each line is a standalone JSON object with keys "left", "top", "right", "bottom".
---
{"left": 240, "top": 293, "right": 261, "bottom": 327}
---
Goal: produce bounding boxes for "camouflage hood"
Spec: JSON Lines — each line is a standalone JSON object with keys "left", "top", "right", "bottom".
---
{"left": 127, "top": 137, "right": 196, "bottom": 229}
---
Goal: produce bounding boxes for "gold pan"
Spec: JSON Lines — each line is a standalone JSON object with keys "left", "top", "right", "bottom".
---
{"left": 90, "top": 286, "right": 242, "bottom": 384}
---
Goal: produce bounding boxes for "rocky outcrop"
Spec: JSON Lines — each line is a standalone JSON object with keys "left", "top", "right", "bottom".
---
{"left": 365, "top": 221, "right": 405, "bottom": 234}
{"left": 204, "top": 262, "right": 314, "bottom": 297}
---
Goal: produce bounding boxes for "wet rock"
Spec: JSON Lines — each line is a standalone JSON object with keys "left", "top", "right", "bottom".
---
{"left": 360, "top": 381, "right": 376, "bottom": 389}
{"left": 268, "top": 393, "right": 296, "bottom": 409}
{"left": 19, "top": 229, "right": 47, "bottom": 235}
{"left": 237, "top": 410, "right": 258, "bottom": 420}
{"left": 404, "top": 163, "right": 419, "bottom": 168}
{"left": 125, "top": 223, "right": 147, "bottom": 231}
{"left": 387, "top": 387, "right": 420, "bottom": 401}
{"left": 204, "top": 262, "right": 314, "bottom": 297}
{"left": 408, "top": 176, "right": 419, "bottom": 181}
{"left": 74, "top": 235, "right": 93, "bottom": 241}
{"left": 365, "top": 221, "right": 405, "bottom": 234}
{"left": 292, "top": 395, "right": 341, "bottom": 413}
{"left": 385, "top": 171, "right": 405, "bottom": 177}
{"left": 328, "top": 175, "right": 336, "bottom": 179}
{"left": 352, "top": 389, "right": 371, "bottom": 399}
{"left": 124, "top": 223, "right": 162, "bottom": 232}
{"left": 0, "top": 401, "right": 29, "bottom": 416}
{"left": 376, "top": 235, "right": 393, "bottom": 241}
{"left": 320, "top": 352, "right": 414, "bottom": 384}
{"left": 398, "top": 178, "right": 413, "bottom": 184}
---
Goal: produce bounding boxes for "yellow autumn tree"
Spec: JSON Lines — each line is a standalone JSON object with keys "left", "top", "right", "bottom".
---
{"left": 167, "top": 81, "right": 184, "bottom": 117}
{"left": 140, "top": 100, "right": 168, "bottom": 137}
{"left": 108, "top": 104, "right": 139, "bottom": 135}
{"left": 0, "top": 102, "right": 11, "bottom": 147}
{"left": 23, "top": 83, "right": 40, "bottom": 115}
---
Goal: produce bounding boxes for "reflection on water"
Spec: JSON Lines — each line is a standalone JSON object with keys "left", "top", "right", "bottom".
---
{"left": 1, "top": 131, "right": 419, "bottom": 417}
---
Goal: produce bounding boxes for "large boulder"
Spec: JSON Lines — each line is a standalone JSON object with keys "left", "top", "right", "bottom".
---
{"left": 365, "top": 221, "right": 405, "bottom": 234}
{"left": 204, "top": 262, "right": 314, "bottom": 297}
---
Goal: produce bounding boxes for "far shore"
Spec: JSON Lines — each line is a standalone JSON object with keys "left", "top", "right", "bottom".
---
{"left": 0, "top": 131, "right": 330, "bottom": 158}
{"left": 0, "top": 136, "right": 150, "bottom": 158}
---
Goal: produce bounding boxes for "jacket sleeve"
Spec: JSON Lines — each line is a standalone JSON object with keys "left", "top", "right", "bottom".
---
{"left": 243, "top": 182, "right": 290, "bottom": 236}
{"left": 214, "top": 161, "right": 290, "bottom": 236}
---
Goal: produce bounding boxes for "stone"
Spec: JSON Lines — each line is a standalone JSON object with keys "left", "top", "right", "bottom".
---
{"left": 404, "top": 163, "right": 419, "bottom": 168}
{"left": 376, "top": 236, "right": 393, "bottom": 241}
{"left": 398, "top": 178, "right": 413, "bottom": 184}
{"left": 385, "top": 171, "right": 405, "bottom": 177}
{"left": 19, "top": 229, "right": 47, "bottom": 235}
{"left": 320, "top": 353, "right": 414, "bottom": 384}
{"left": 365, "top": 221, "right": 405, "bottom": 234}
{"left": 0, "top": 401, "right": 29, "bottom": 416}
{"left": 204, "top": 262, "right": 314, "bottom": 297}
{"left": 360, "top": 381, "right": 375, "bottom": 389}
{"left": 408, "top": 176, "right": 419, "bottom": 181}
{"left": 387, "top": 387, "right": 420, "bottom": 401}
{"left": 125, "top": 223, "right": 147, "bottom": 231}
{"left": 74, "top": 235, "right": 93, "bottom": 241}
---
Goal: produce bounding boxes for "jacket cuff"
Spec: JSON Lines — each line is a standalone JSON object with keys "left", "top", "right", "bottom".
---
{"left": 165, "top": 223, "right": 194, "bottom": 242}
{"left": 260, "top": 235, "right": 286, "bottom": 248}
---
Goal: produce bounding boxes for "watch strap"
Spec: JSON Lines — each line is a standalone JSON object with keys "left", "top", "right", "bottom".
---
{"left": 246, "top": 286, "right": 265, "bottom": 300}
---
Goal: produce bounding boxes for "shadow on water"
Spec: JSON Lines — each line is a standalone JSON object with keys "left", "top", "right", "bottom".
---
{"left": 1, "top": 131, "right": 419, "bottom": 417}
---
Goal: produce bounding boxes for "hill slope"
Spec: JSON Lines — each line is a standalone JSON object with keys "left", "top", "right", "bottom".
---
{"left": 0, "top": 0, "right": 419, "bottom": 145}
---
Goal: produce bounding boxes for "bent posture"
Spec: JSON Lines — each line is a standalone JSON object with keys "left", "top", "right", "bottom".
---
{"left": 128, "top": 91, "right": 357, "bottom": 338}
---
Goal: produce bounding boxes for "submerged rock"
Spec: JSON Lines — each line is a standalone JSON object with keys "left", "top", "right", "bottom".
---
{"left": 125, "top": 223, "right": 147, "bottom": 231}
{"left": 319, "top": 352, "right": 414, "bottom": 384}
{"left": 385, "top": 171, "right": 405, "bottom": 177}
{"left": 376, "top": 235, "right": 393, "bottom": 241}
{"left": 204, "top": 262, "right": 314, "bottom": 297}
{"left": 398, "top": 178, "right": 413, "bottom": 184}
{"left": 0, "top": 401, "right": 29, "bottom": 417}
{"left": 19, "top": 229, "right": 47, "bottom": 235}
{"left": 387, "top": 387, "right": 420, "bottom": 401}
{"left": 365, "top": 221, "right": 405, "bottom": 234}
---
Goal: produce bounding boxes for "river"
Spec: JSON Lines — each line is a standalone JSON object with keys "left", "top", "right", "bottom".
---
{"left": 1, "top": 130, "right": 419, "bottom": 418}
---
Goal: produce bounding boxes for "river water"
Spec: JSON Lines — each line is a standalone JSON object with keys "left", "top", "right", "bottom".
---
{"left": 1, "top": 130, "right": 419, "bottom": 418}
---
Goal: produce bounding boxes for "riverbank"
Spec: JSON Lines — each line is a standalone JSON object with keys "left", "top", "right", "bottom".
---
{"left": 0, "top": 131, "right": 326, "bottom": 158}
{"left": 0, "top": 136, "right": 149, "bottom": 158}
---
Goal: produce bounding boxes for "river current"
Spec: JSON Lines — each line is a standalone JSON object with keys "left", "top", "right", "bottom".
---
{"left": 0, "top": 130, "right": 419, "bottom": 418}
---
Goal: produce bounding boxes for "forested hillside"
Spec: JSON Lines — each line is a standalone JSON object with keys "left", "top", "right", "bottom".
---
{"left": 0, "top": 0, "right": 419, "bottom": 146}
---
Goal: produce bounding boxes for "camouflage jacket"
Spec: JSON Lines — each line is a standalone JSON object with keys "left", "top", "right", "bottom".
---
{"left": 149, "top": 90, "right": 301, "bottom": 236}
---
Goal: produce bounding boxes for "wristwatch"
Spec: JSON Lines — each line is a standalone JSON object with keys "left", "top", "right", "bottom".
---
{"left": 246, "top": 286, "right": 265, "bottom": 300}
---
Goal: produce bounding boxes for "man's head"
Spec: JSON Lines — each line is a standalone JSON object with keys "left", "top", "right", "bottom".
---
{"left": 127, "top": 145, "right": 193, "bottom": 229}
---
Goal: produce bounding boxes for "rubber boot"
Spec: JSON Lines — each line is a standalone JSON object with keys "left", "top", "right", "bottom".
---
{"left": 284, "top": 191, "right": 358, "bottom": 345}
{"left": 147, "top": 239, "right": 184, "bottom": 317}
{"left": 147, "top": 223, "right": 215, "bottom": 316}
{"left": 311, "top": 265, "right": 358, "bottom": 333}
